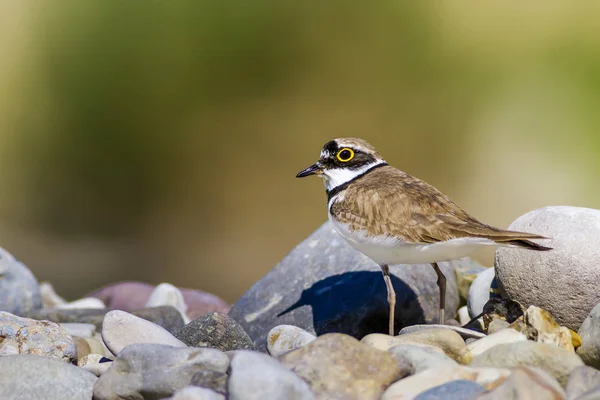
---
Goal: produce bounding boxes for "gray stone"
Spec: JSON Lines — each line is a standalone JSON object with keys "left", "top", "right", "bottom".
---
{"left": 174, "top": 312, "right": 254, "bottom": 352}
{"left": 495, "top": 206, "right": 600, "bottom": 331}
{"left": 467, "top": 267, "right": 496, "bottom": 319}
{"left": 414, "top": 380, "right": 485, "bottom": 400}
{"left": 458, "top": 328, "right": 527, "bottom": 364}
{"left": 94, "top": 343, "right": 229, "bottom": 400}
{"left": 0, "top": 247, "right": 41, "bottom": 315}
{"left": 102, "top": 310, "right": 186, "bottom": 354}
{"left": 487, "top": 319, "right": 510, "bottom": 334}
{"left": 565, "top": 366, "right": 600, "bottom": 400}
{"left": 190, "top": 369, "right": 228, "bottom": 395}
{"left": 478, "top": 366, "right": 565, "bottom": 400}
{"left": 0, "top": 311, "right": 77, "bottom": 363}
{"left": 280, "top": 333, "right": 403, "bottom": 399}
{"left": 229, "top": 222, "right": 460, "bottom": 349}
{"left": 229, "top": 350, "right": 314, "bottom": 400}
{"left": 576, "top": 388, "right": 600, "bottom": 400}
{"left": 577, "top": 303, "right": 600, "bottom": 369}
{"left": 388, "top": 344, "right": 457, "bottom": 375}
{"left": 470, "top": 341, "right": 584, "bottom": 386}
{"left": 24, "top": 305, "right": 184, "bottom": 332}
{"left": 399, "top": 324, "right": 485, "bottom": 340}
{"left": 267, "top": 324, "right": 317, "bottom": 356}
{"left": 170, "top": 386, "right": 225, "bottom": 400}
{"left": 59, "top": 322, "right": 96, "bottom": 338}
{"left": 0, "top": 354, "right": 97, "bottom": 400}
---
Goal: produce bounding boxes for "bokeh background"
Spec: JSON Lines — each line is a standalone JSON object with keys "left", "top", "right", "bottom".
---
{"left": 1, "top": 2, "right": 600, "bottom": 303}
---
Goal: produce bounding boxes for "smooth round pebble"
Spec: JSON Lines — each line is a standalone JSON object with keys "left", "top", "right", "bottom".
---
{"left": 267, "top": 324, "right": 317, "bottom": 356}
{"left": 467, "top": 267, "right": 495, "bottom": 319}
{"left": 388, "top": 343, "right": 457, "bottom": 375}
{"left": 458, "top": 328, "right": 527, "bottom": 364}
{"left": 145, "top": 282, "right": 191, "bottom": 324}
{"left": 478, "top": 366, "right": 565, "bottom": 400}
{"left": 174, "top": 312, "right": 254, "bottom": 352}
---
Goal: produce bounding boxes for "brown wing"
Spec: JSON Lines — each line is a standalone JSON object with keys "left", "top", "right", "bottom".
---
{"left": 331, "top": 166, "right": 551, "bottom": 250}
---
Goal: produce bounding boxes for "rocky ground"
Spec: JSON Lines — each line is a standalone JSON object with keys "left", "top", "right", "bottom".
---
{"left": 2, "top": 205, "right": 600, "bottom": 399}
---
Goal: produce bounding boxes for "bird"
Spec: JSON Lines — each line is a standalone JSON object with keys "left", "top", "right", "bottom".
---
{"left": 296, "top": 137, "right": 551, "bottom": 336}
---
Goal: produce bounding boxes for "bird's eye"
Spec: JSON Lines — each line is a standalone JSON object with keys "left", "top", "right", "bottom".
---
{"left": 336, "top": 148, "right": 354, "bottom": 162}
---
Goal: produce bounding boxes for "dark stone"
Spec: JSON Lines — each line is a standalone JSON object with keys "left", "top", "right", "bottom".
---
{"left": 0, "top": 248, "right": 41, "bottom": 315}
{"left": 229, "top": 222, "right": 460, "bottom": 350}
{"left": 22, "top": 305, "right": 184, "bottom": 333}
{"left": 482, "top": 298, "right": 524, "bottom": 332}
{"left": 174, "top": 312, "right": 254, "bottom": 351}
{"left": 415, "top": 380, "right": 485, "bottom": 400}
{"left": 191, "top": 369, "right": 228, "bottom": 395}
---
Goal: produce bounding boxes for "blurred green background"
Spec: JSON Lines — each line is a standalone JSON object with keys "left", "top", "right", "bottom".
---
{"left": 1, "top": 2, "right": 599, "bottom": 303}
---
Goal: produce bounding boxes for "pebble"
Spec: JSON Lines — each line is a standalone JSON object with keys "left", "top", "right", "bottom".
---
{"left": 56, "top": 297, "right": 106, "bottom": 309}
{"left": 398, "top": 324, "right": 485, "bottom": 340}
{"left": 229, "top": 350, "right": 314, "bottom": 400}
{"left": 267, "top": 324, "right": 317, "bottom": 356}
{"left": 280, "top": 333, "right": 403, "bottom": 400}
{"left": 94, "top": 343, "right": 229, "bottom": 400}
{"left": 478, "top": 366, "right": 565, "bottom": 400}
{"left": 79, "top": 353, "right": 112, "bottom": 376}
{"left": 487, "top": 319, "right": 510, "bottom": 334}
{"left": 229, "top": 221, "right": 460, "bottom": 348}
{"left": 102, "top": 310, "right": 187, "bottom": 354}
{"left": 495, "top": 206, "right": 600, "bottom": 331}
{"left": 513, "top": 305, "right": 574, "bottom": 351}
{"left": 467, "top": 267, "right": 496, "bottom": 319}
{"left": 169, "top": 386, "right": 225, "bottom": 400}
{"left": 59, "top": 322, "right": 96, "bottom": 338}
{"left": 190, "top": 369, "right": 228, "bottom": 395}
{"left": 146, "top": 282, "right": 191, "bottom": 324}
{"left": 414, "top": 380, "right": 485, "bottom": 400}
{"left": 0, "top": 311, "right": 77, "bottom": 363}
{"left": 73, "top": 336, "right": 91, "bottom": 361}
{"left": 174, "top": 312, "right": 254, "bottom": 352}
{"left": 0, "top": 247, "right": 42, "bottom": 315}
{"left": 457, "top": 306, "right": 471, "bottom": 326}
{"left": 362, "top": 328, "right": 465, "bottom": 361}
{"left": 577, "top": 303, "right": 600, "bottom": 368}
{"left": 39, "top": 281, "right": 67, "bottom": 308}
{"left": 458, "top": 328, "right": 527, "bottom": 364}
{"left": 453, "top": 258, "right": 487, "bottom": 303}
{"left": 387, "top": 343, "right": 457, "bottom": 375}
{"left": 565, "top": 366, "right": 600, "bottom": 400}
{"left": 470, "top": 341, "right": 584, "bottom": 386}
{"left": 0, "top": 354, "right": 97, "bottom": 400}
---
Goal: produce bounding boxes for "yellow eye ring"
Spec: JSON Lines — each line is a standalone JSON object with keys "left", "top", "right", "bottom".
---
{"left": 336, "top": 148, "right": 354, "bottom": 162}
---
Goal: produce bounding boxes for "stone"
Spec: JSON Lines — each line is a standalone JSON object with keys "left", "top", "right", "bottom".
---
{"left": 79, "top": 353, "right": 112, "bottom": 376}
{"left": 229, "top": 350, "right": 314, "bottom": 400}
{"left": 495, "top": 206, "right": 600, "bottom": 331}
{"left": 85, "top": 333, "right": 111, "bottom": 356}
{"left": 170, "top": 386, "right": 225, "bottom": 400}
{"left": 24, "top": 305, "right": 185, "bottom": 332}
{"left": 0, "top": 247, "right": 41, "bottom": 315}
{"left": 280, "top": 333, "right": 403, "bottom": 399}
{"left": 482, "top": 298, "right": 525, "bottom": 333}
{"left": 467, "top": 267, "right": 496, "bottom": 319}
{"left": 382, "top": 365, "right": 510, "bottom": 400}
{"left": 174, "top": 312, "right": 254, "bottom": 352}
{"left": 470, "top": 341, "right": 583, "bottom": 386}
{"left": 453, "top": 258, "right": 487, "bottom": 303}
{"left": 511, "top": 306, "right": 575, "bottom": 351}
{"left": 398, "top": 324, "right": 485, "bottom": 340}
{"left": 59, "top": 322, "right": 96, "bottom": 338}
{"left": 0, "top": 354, "right": 97, "bottom": 400}
{"left": 458, "top": 306, "right": 471, "bottom": 326}
{"left": 87, "top": 281, "right": 230, "bottom": 320}
{"left": 458, "top": 328, "right": 527, "bottom": 364}
{"left": 39, "top": 282, "right": 67, "bottom": 308}
{"left": 487, "top": 319, "right": 510, "bottom": 334}
{"left": 101, "top": 310, "right": 187, "bottom": 354}
{"left": 362, "top": 328, "right": 465, "bottom": 360}
{"left": 73, "top": 336, "right": 91, "bottom": 361}
{"left": 190, "top": 369, "right": 228, "bottom": 395}
{"left": 478, "top": 366, "right": 565, "bottom": 400}
{"left": 267, "top": 324, "right": 317, "bottom": 356}
{"left": 56, "top": 297, "right": 106, "bottom": 309}
{"left": 146, "top": 282, "right": 191, "bottom": 323}
{"left": 94, "top": 343, "right": 229, "bottom": 400}
{"left": 414, "top": 380, "right": 485, "bottom": 400}
{"left": 0, "top": 311, "right": 77, "bottom": 363}
{"left": 577, "top": 303, "right": 600, "bottom": 368}
{"left": 575, "top": 389, "right": 600, "bottom": 400}
{"left": 565, "top": 366, "right": 600, "bottom": 400}
{"left": 388, "top": 344, "right": 457, "bottom": 375}
{"left": 229, "top": 222, "right": 460, "bottom": 349}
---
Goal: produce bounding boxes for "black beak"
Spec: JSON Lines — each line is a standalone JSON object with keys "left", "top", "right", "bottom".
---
{"left": 296, "top": 163, "right": 322, "bottom": 178}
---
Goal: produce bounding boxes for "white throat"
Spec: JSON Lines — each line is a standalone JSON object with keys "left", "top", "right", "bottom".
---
{"left": 323, "top": 160, "right": 385, "bottom": 192}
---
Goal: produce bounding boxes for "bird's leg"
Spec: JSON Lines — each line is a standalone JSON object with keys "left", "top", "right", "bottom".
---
{"left": 431, "top": 262, "right": 446, "bottom": 324}
{"left": 380, "top": 264, "right": 396, "bottom": 335}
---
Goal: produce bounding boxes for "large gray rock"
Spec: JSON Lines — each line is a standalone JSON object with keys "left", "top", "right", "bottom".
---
{"left": 93, "top": 344, "right": 229, "bottom": 400}
{"left": 577, "top": 303, "right": 600, "bottom": 369}
{"left": 495, "top": 206, "right": 600, "bottom": 331}
{"left": 0, "top": 311, "right": 77, "bottom": 363}
{"left": 174, "top": 312, "right": 254, "bottom": 352}
{"left": 229, "top": 222, "right": 459, "bottom": 349}
{"left": 0, "top": 248, "right": 41, "bottom": 315}
{"left": 0, "top": 354, "right": 97, "bottom": 400}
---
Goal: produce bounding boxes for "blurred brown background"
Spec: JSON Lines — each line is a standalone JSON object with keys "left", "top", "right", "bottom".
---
{"left": 1, "top": 2, "right": 599, "bottom": 303}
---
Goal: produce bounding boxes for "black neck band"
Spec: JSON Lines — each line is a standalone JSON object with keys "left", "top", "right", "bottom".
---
{"left": 326, "top": 162, "right": 388, "bottom": 202}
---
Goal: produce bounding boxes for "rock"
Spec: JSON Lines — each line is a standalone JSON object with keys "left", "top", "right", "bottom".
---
{"left": 458, "top": 329, "right": 527, "bottom": 364}
{"left": 85, "top": 333, "right": 111, "bottom": 356}
{"left": 565, "top": 366, "right": 600, "bottom": 400}
{"left": 382, "top": 365, "right": 510, "bottom": 400}
{"left": 467, "top": 267, "right": 496, "bottom": 319}
{"left": 487, "top": 319, "right": 510, "bottom": 334}
{"left": 87, "top": 281, "right": 230, "bottom": 320}
{"left": 577, "top": 303, "right": 600, "bottom": 368}
{"left": 102, "top": 310, "right": 186, "bottom": 354}
{"left": 73, "top": 336, "right": 91, "bottom": 361}
{"left": 0, "top": 311, "right": 77, "bottom": 362}
{"left": 280, "top": 333, "right": 402, "bottom": 399}
{"left": 453, "top": 258, "right": 487, "bottom": 303}
{"left": 56, "top": 297, "right": 106, "bottom": 309}
{"left": 267, "top": 324, "right": 317, "bottom": 356}
{"left": 146, "top": 282, "right": 191, "bottom": 323}
{"left": 458, "top": 306, "right": 471, "bottom": 326}
{"left": 79, "top": 353, "right": 112, "bottom": 376}
{"left": 229, "top": 350, "right": 314, "bottom": 400}
{"left": 414, "top": 380, "right": 486, "bottom": 400}
{"left": 39, "top": 282, "right": 67, "bottom": 308}
{"left": 470, "top": 341, "right": 583, "bottom": 386}
{"left": 190, "top": 369, "right": 228, "bottom": 395}
{"left": 512, "top": 306, "right": 574, "bottom": 351}
{"left": 478, "top": 366, "right": 565, "bottom": 400}
{"left": 0, "top": 247, "right": 41, "bottom": 315}
{"left": 94, "top": 343, "right": 229, "bottom": 400}
{"left": 481, "top": 298, "right": 525, "bottom": 333}
{"left": 59, "top": 322, "right": 96, "bottom": 338}
{"left": 174, "top": 312, "right": 254, "bottom": 352}
{"left": 23, "top": 305, "right": 185, "bottom": 332}
{"left": 388, "top": 344, "right": 457, "bottom": 375}
{"left": 398, "top": 324, "right": 485, "bottom": 340}
{"left": 362, "top": 328, "right": 465, "bottom": 361}
{"left": 170, "top": 386, "right": 225, "bottom": 400}
{"left": 575, "top": 388, "right": 600, "bottom": 400}
{"left": 0, "top": 354, "right": 97, "bottom": 400}
{"left": 229, "top": 222, "right": 460, "bottom": 349}
{"left": 495, "top": 206, "right": 600, "bottom": 331}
